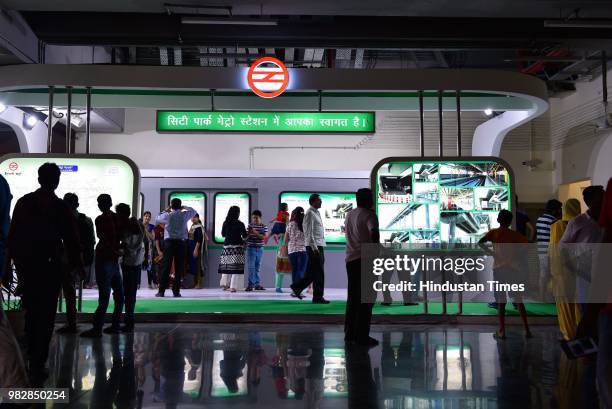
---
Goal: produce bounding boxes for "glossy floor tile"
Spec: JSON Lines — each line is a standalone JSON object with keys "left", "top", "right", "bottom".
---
{"left": 39, "top": 324, "right": 595, "bottom": 408}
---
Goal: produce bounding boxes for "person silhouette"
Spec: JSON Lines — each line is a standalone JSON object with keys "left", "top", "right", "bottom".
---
{"left": 8, "top": 163, "right": 82, "bottom": 383}
{"left": 81, "top": 194, "right": 124, "bottom": 338}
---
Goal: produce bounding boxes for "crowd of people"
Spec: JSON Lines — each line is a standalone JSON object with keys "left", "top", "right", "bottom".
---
{"left": 0, "top": 162, "right": 610, "bottom": 405}
{"left": 0, "top": 162, "right": 382, "bottom": 386}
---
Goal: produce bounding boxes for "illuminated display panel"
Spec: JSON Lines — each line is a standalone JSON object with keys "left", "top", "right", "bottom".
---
{"left": 214, "top": 192, "right": 251, "bottom": 243}
{"left": 279, "top": 192, "right": 357, "bottom": 244}
{"left": 373, "top": 158, "right": 513, "bottom": 245}
{"left": 1, "top": 154, "right": 138, "bottom": 224}
{"left": 168, "top": 191, "right": 206, "bottom": 231}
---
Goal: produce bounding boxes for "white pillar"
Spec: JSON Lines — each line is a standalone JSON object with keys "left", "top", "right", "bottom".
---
{"left": 0, "top": 106, "right": 48, "bottom": 153}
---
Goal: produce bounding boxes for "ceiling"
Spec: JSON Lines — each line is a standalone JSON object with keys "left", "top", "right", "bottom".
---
{"left": 4, "top": 0, "right": 612, "bottom": 18}
{"left": 2, "top": 0, "right": 612, "bottom": 95}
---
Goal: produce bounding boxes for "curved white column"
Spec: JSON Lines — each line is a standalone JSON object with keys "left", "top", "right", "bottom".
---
{"left": 0, "top": 106, "right": 48, "bottom": 153}
{"left": 472, "top": 94, "right": 549, "bottom": 156}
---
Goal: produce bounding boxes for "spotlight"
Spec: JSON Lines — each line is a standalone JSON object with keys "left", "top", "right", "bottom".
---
{"left": 0, "top": 103, "right": 6, "bottom": 113}
{"left": 484, "top": 108, "right": 493, "bottom": 116}
{"left": 23, "top": 114, "right": 39, "bottom": 129}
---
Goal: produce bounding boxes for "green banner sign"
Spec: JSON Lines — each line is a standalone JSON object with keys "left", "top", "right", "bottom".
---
{"left": 157, "top": 111, "right": 375, "bottom": 133}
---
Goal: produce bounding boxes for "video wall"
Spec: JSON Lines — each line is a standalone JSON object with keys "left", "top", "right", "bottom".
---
{"left": 1, "top": 155, "right": 137, "bottom": 223}
{"left": 168, "top": 191, "right": 206, "bottom": 231}
{"left": 374, "top": 159, "right": 512, "bottom": 245}
{"left": 214, "top": 192, "right": 251, "bottom": 243}
{"left": 280, "top": 192, "right": 357, "bottom": 244}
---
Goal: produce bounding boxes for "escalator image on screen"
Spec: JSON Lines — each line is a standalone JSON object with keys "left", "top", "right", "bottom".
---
{"left": 439, "top": 163, "right": 507, "bottom": 187}
{"left": 374, "top": 159, "right": 512, "bottom": 245}
{"left": 474, "top": 187, "right": 509, "bottom": 211}
{"left": 440, "top": 212, "right": 498, "bottom": 244}
{"left": 378, "top": 204, "right": 440, "bottom": 231}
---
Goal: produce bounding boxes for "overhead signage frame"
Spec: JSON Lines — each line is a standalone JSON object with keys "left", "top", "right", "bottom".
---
{"left": 156, "top": 111, "right": 375, "bottom": 133}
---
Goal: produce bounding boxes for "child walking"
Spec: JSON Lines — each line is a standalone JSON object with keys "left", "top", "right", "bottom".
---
{"left": 479, "top": 209, "right": 533, "bottom": 340}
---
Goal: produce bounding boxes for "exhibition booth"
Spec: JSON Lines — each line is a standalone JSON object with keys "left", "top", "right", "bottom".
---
{"left": 0, "top": 62, "right": 554, "bottom": 321}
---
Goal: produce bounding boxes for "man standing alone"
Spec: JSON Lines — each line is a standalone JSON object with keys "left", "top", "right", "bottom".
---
{"left": 155, "top": 198, "right": 196, "bottom": 297}
{"left": 291, "top": 194, "right": 329, "bottom": 304}
{"left": 344, "top": 188, "right": 380, "bottom": 347}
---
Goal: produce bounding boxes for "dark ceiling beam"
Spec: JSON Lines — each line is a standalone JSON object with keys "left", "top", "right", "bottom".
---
{"left": 22, "top": 13, "right": 612, "bottom": 49}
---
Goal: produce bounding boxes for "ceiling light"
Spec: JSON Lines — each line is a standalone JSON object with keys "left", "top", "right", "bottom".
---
{"left": 484, "top": 108, "right": 493, "bottom": 116}
{"left": 0, "top": 103, "right": 6, "bottom": 113}
{"left": 23, "top": 114, "right": 39, "bottom": 129}
{"left": 181, "top": 16, "right": 278, "bottom": 26}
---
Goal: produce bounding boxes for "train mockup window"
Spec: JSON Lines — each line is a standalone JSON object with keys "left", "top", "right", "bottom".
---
{"left": 167, "top": 191, "right": 207, "bottom": 231}
{"left": 279, "top": 192, "right": 357, "bottom": 244}
{"left": 0, "top": 154, "right": 138, "bottom": 224}
{"left": 372, "top": 158, "right": 514, "bottom": 246}
{"left": 213, "top": 192, "right": 251, "bottom": 244}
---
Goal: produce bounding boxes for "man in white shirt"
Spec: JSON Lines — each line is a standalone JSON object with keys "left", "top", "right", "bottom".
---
{"left": 344, "top": 188, "right": 380, "bottom": 347}
{"left": 155, "top": 198, "right": 196, "bottom": 297}
{"left": 291, "top": 194, "right": 329, "bottom": 303}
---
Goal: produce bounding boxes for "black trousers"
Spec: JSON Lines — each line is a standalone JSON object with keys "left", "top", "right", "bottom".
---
{"left": 160, "top": 239, "right": 186, "bottom": 294}
{"left": 20, "top": 258, "right": 62, "bottom": 371}
{"left": 292, "top": 246, "right": 325, "bottom": 300}
{"left": 61, "top": 269, "right": 77, "bottom": 328}
{"left": 344, "top": 258, "right": 374, "bottom": 342}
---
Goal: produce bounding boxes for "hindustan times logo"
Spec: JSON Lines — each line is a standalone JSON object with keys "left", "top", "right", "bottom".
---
{"left": 371, "top": 255, "right": 486, "bottom": 276}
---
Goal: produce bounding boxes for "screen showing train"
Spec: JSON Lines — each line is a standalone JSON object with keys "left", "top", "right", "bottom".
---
{"left": 279, "top": 192, "right": 357, "bottom": 244}
{"left": 375, "top": 160, "right": 512, "bottom": 245}
{"left": 214, "top": 192, "right": 251, "bottom": 243}
{"left": 1, "top": 155, "right": 137, "bottom": 225}
{"left": 168, "top": 191, "right": 206, "bottom": 231}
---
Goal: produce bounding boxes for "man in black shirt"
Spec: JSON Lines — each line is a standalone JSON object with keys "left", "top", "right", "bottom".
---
{"left": 8, "top": 163, "right": 81, "bottom": 384}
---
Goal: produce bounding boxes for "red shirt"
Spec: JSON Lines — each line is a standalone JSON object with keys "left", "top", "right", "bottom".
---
{"left": 277, "top": 210, "right": 289, "bottom": 222}
{"left": 95, "top": 210, "right": 121, "bottom": 263}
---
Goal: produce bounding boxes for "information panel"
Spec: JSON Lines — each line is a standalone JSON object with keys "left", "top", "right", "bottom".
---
{"left": 280, "top": 192, "right": 357, "bottom": 244}
{"left": 157, "top": 111, "right": 375, "bottom": 133}
{"left": 0, "top": 154, "right": 138, "bottom": 224}
{"left": 214, "top": 192, "right": 251, "bottom": 243}
{"left": 373, "top": 159, "right": 513, "bottom": 245}
{"left": 168, "top": 191, "right": 206, "bottom": 230}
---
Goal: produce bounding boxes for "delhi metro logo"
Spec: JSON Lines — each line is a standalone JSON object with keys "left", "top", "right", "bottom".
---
{"left": 8, "top": 162, "right": 18, "bottom": 171}
{"left": 247, "top": 57, "right": 289, "bottom": 98}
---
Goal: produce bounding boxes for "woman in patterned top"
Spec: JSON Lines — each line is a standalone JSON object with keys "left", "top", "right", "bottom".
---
{"left": 219, "top": 206, "right": 247, "bottom": 292}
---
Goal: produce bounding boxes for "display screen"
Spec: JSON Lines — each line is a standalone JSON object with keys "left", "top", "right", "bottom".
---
{"left": 214, "top": 192, "right": 251, "bottom": 243}
{"left": 1, "top": 155, "right": 137, "bottom": 224}
{"left": 168, "top": 191, "right": 206, "bottom": 231}
{"left": 279, "top": 192, "right": 357, "bottom": 244}
{"left": 375, "top": 160, "right": 512, "bottom": 245}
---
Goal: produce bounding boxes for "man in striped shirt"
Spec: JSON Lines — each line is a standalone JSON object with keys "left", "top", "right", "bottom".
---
{"left": 536, "top": 199, "right": 562, "bottom": 298}
{"left": 246, "top": 210, "right": 268, "bottom": 291}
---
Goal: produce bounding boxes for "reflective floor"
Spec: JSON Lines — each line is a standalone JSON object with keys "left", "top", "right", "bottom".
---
{"left": 40, "top": 324, "right": 595, "bottom": 408}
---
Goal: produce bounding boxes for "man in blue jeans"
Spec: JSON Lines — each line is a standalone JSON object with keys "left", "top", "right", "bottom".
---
{"left": 246, "top": 210, "right": 267, "bottom": 291}
{"left": 81, "top": 194, "right": 124, "bottom": 338}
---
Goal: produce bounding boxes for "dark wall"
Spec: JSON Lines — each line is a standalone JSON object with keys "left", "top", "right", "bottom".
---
{"left": 0, "top": 123, "right": 20, "bottom": 155}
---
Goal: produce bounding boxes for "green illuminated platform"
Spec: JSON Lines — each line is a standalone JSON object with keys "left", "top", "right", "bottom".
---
{"left": 67, "top": 299, "right": 556, "bottom": 316}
